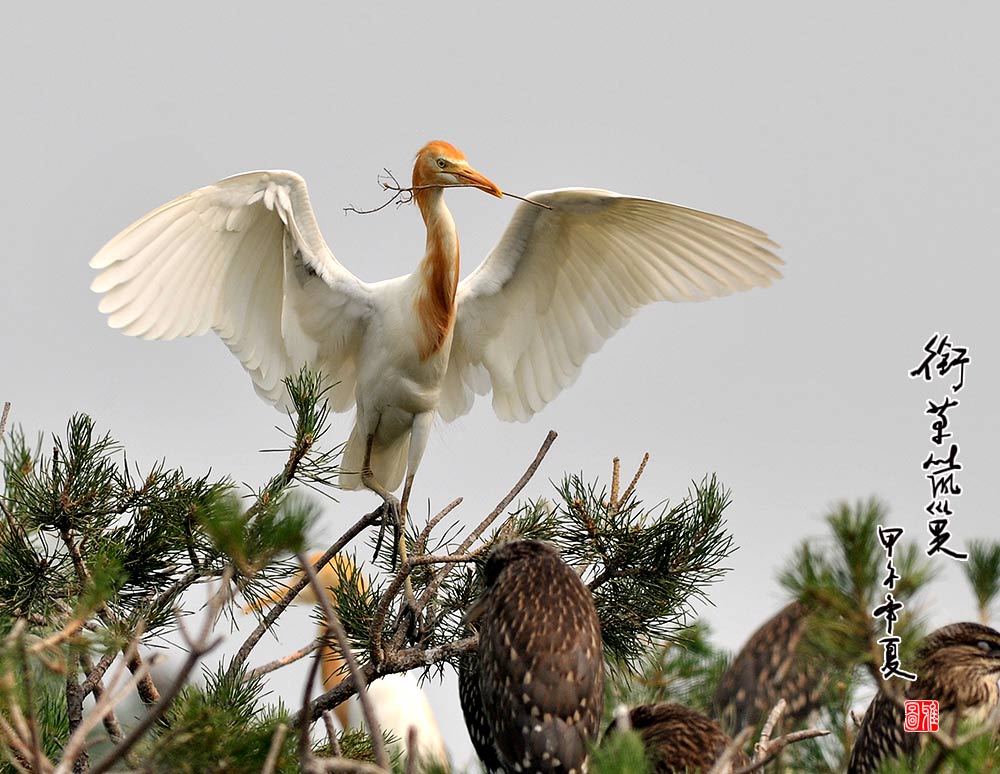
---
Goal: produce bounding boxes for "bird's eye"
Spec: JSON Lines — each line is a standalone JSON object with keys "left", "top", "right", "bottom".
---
{"left": 436, "top": 158, "right": 447, "bottom": 169}
{"left": 976, "top": 640, "right": 994, "bottom": 653}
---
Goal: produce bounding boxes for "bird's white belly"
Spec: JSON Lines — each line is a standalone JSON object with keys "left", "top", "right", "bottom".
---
{"left": 354, "top": 296, "right": 453, "bottom": 441}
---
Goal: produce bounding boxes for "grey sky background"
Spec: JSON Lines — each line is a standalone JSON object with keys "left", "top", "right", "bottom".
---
{"left": 3, "top": 3, "right": 998, "bottom": 766}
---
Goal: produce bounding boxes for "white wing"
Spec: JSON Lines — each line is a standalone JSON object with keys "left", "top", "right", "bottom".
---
{"left": 441, "top": 188, "right": 783, "bottom": 422}
{"left": 90, "top": 171, "right": 372, "bottom": 411}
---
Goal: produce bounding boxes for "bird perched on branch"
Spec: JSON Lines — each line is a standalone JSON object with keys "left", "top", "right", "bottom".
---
{"left": 847, "top": 621, "right": 1000, "bottom": 774}
{"left": 461, "top": 539, "right": 604, "bottom": 774}
{"left": 245, "top": 553, "right": 448, "bottom": 770}
{"left": 89, "top": 141, "right": 782, "bottom": 575}
{"left": 604, "top": 703, "right": 749, "bottom": 774}
{"left": 711, "top": 600, "right": 826, "bottom": 735}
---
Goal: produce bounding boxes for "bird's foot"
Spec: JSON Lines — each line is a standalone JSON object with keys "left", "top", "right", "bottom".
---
{"left": 371, "top": 495, "right": 401, "bottom": 563}
{"left": 394, "top": 588, "right": 429, "bottom": 646}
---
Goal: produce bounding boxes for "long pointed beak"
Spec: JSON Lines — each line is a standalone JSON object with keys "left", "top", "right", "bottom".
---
{"left": 456, "top": 166, "right": 503, "bottom": 198}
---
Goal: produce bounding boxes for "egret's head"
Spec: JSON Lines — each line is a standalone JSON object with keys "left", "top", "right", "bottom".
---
{"left": 413, "top": 140, "right": 503, "bottom": 198}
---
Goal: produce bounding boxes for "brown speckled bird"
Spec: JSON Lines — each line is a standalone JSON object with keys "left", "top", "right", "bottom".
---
{"left": 459, "top": 653, "right": 506, "bottom": 774}
{"left": 605, "top": 703, "right": 749, "bottom": 774}
{"left": 711, "top": 600, "right": 826, "bottom": 735}
{"left": 847, "top": 621, "right": 1000, "bottom": 774}
{"left": 461, "top": 539, "right": 604, "bottom": 774}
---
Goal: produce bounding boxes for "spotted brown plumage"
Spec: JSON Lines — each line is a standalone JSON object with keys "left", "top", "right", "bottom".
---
{"left": 605, "top": 703, "right": 749, "bottom": 774}
{"left": 459, "top": 653, "right": 505, "bottom": 774}
{"left": 462, "top": 540, "right": 604, "bottom": 774}
{"left": 847, "top": 621, "right": 1000, "bottom": 774}
{"left": 711, "top": 600, "right": 826, "bottom": 735}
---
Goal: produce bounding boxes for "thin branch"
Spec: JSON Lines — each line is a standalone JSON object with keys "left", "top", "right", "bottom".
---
{"left": 299, "top": 609, "right": 328, "bottom": 768}
{"left": 756, "top": 698, "right": 785, "bottom": 751}
{"left": 13, "top": 633, "right": 46, "bottom": 774}
{"left": 309, "top": 760, "right": 390, "bottom": 774}
{"left": 322, "top": 711, "right": 342, "bottom": 757}
{"left": 298, "top": 636, "right": 477, "bottom": 726}
{"left": 85, "top": 573, "right": 232, "bottom": 774}
{"left": 0, "top": 401, "right": 10, "bottom": 445}
{"left": 228, "top": 507, "right": 382, "bottom": 680}
{"left": 721, "top": 699, "right": 829, "bottom": 774}
{"left": 619, "top": 452, "right": 650, "bottom": 507}
{"left": 249, "top": 640, "right": 323, "bottom": 680}
{"left": 262, "top": 724, "right": 288, "bottom": 774}
{"left": 78, "top": 652, "right": 124, "bottom": 745}
{"left": 404, "top": 727, "right": 419, "bottom": 774}
{"left": 344, "top": 169, "right": 552, "bottom": 215}
{"left": 297, "top": 552, "right": 390, "bottom": 771}
{"left": 0, "top": 715, "right": 42, "bottom": 774}
{"left": 707, "top": 726, "right": 754, "bottom": 774}
{"left": 55, "top": 653, "right": 162, "bottom": 774}
{"left": 732, "top": 729, "right": 829, "bottom": 774}
{"left": 28, "top": 616, "right": 87, "bottom": 655}
{"left": 406, "top": 554, "right": 478, "bottom": 567}
{"left": 414, "top": 498, "right": 463, "bottom": 557}
{"left": 414, "top": 431, "right": 557, "bottom": 617}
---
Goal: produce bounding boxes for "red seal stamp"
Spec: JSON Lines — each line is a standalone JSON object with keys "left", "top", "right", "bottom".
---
{"left": 904, "top": 700, "right": 939, "bottom": 732}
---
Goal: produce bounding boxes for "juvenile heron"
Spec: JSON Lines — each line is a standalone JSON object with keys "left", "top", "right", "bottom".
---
{"left": 461, "top": 540, "right": 604, "bottom": 774}
{"left": 847, "top": 621, "right": 1000, "bottom": 773}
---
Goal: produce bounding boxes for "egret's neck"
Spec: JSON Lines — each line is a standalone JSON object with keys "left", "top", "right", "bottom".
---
{"left": 413, "top": 188, "right": 460, "bottom": 360}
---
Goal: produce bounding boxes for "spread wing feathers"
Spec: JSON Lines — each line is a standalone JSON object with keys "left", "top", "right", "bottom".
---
{"left": 441, "top": 188, "right": 783, "bottom": 422}
{"left": 89, "top": 171, "right": 371, "bottom": 411}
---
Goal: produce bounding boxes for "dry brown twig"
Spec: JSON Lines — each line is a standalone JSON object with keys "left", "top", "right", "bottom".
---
{"left": 322, "top": 711, "right": 342, "bottom": 757}
{"left": 297, "top": 551, "right": 391, "bottom": 773}
{"left": 249, "top": 639, "right": 323, "bottom": 680}
{"left": 707, "top": 726, "right": 755, "bottom": 774}
{"left": 344, "top": 168, "right": 552, "bottom": 216}
{"left": 229, "top": 506, "right": 383, "bottom": 681}
{"left": 297, "top": 431, "right": 555, "bottom": 727}
{"left": 262, "top": 723, "right": 289, "bottom": 774}
{"left": 412, "top": 431, "right": 558, "bottom": 622}
{"left": 79, "top": 570, "right": 234, "bottom": 774}
{"left": 720, "top": 699, "right": 829, "bottom": 774}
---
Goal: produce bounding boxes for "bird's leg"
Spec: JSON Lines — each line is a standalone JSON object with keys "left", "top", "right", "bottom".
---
{"left": 361, "top": 432, "right": 400, "bottom": 561}
{"left": 359, "top": 432, "right": 421, "bottom": 638}
{"left": 393, "top": 412, "right": 434, "bottom": 642}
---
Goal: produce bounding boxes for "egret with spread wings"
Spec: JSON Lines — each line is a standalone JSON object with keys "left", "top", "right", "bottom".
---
{"left": 90, "top": 139, "right": 782, "bottom": 559}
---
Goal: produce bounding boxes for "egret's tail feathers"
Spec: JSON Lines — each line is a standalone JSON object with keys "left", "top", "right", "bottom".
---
{"left": 339, "top": 425, "right": 409, "bottom": 494}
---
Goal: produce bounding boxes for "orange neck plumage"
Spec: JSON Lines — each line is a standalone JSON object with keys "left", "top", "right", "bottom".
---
{"left": 413, "top": 186, "right": 459, "bottom": 360}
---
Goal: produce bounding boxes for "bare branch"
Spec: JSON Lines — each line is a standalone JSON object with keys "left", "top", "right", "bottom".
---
{"left": 707, "top": 726, "right": 754, "bottom": 774}
{"left": 414, "top": 431, "right": 557, "bottom": 619}
{"left": 414, "top": 498, "right": 463, "bottom": 557}
{"left": 228, "top": 507, "right": 382, "bottom": 680}
{"left": 0, "top": 402, "right": 10, "bottom": 446}
{"left": 78, "top": 652, "right": 124, "bottom": 745}
{"left": 720, "top": 699, "right": 829, "bottom": 774}
{"left": 85, "top": 573, "right": 232, "bottom": 774}
{"left": 298, "top": 636, "right": 477, "bottom": 726}
{"left": 322, "top": 712, "right": 342, "bottom": 757}
{"left": 297, "top": 552, "right": 390, "bottom": 772}
{"left": 618, "top": 452, "right": 650, "bottom": 507}
{"left": 262, "top": 723, "right": 288, "bottom": 774}
{"left": 404, "top": 727, "right": 418, "bottom": 774}
{"left": 0, "top": 715, "right": 42, "bottom": 774}
{"left": 249, "top": 640, "right": 323, "bottom": 680}
{"left": 344, "top": 168, "right": 552, "bottom": 215}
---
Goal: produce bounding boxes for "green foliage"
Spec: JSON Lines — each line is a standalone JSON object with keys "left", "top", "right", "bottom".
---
{"left": 410, "top": 471, "right": 736, "bottom": 686}
{"left": 963, "top": 539, "right": 1000, "bottom": 624}
{"left": 0, "top": 370, "right": 326, "bottom": 773}
{"left": 7, "top": 371, "right": 991, "bottom": 774}
{"left": 780, "top": 498, "right": 935, "bottom": 679}
{"left": 590, "top": 727, "right": 651, "bottom": 774}
{"left": 140, "top": 667, "right": 296, "bottom": 774}
{"left": 610, "top": 621, "right": 729, "bottom": 715}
